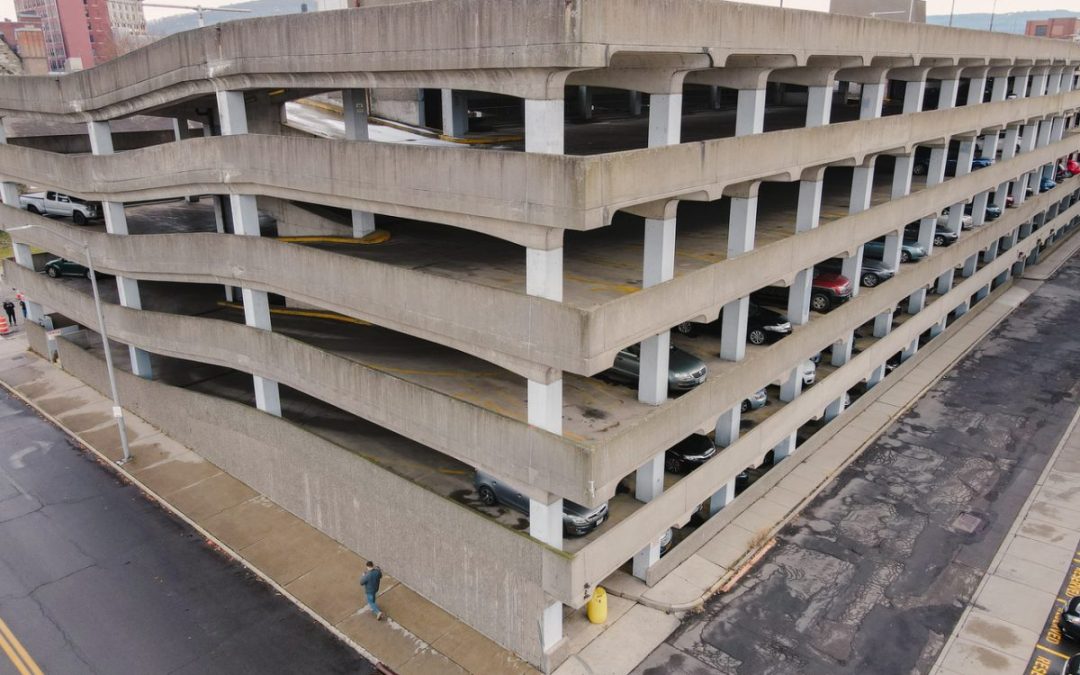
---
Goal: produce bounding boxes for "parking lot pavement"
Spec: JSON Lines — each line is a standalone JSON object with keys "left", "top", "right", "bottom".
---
{"left": 632, "top": 253, "right": 1080, "bottom": 675}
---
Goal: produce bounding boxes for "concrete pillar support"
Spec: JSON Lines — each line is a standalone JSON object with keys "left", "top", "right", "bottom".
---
{"left": 720, "top": 191, "right": 757, "bottom": 361}
{"left": 440, "top": 89, "right": 469, "bottom": 137}
{"left": 342, "top": 89, "right": 376, "bottom": 238}
{"left": 735, "top": 88, "right": 766, "bottom": 137}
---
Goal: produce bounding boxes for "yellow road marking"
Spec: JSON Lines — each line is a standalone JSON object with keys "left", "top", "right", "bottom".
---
{"left": 0, "top": 615, "right": 43, "bottom": 675}
{"left": 1035, "top": 644, "right": 1071, "bottom": 660}
{"left": 216, "top": 301, "right": 371, "bottom": 326}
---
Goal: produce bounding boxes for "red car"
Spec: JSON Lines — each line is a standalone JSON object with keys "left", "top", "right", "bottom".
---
{"left": 753, "top": 272, "right": 854, "bottom": 314}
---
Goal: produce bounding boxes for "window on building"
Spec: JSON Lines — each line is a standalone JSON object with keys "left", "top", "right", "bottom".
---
{"left": 1035, "top": 25, "right": 1048, "bottom": 36}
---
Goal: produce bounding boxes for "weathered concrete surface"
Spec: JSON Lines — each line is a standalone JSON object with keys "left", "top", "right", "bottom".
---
{"left": 0, "top": 94, "right": 1076, "bottom": 243}
{"left": 5, "top": 146, "right": 1079, "bottom": 383}
{"left": 51, "top": 332, "right": 570, "bottom": 667}
{"left": 6, "top": 178, "right": 1077, "bottom": 513}
{"left": 632, "top": 246, "right": 1080, "bottom": 675}
{"left": 0, "top": 0, "right": 1076, "bottom": 121}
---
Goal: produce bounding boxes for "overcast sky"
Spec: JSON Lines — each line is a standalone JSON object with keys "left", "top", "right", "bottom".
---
{"left": 4, "top": 0, "right": 1080, "bottom": 30}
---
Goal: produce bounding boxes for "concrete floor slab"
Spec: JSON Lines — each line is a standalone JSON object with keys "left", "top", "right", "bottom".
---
{"left": 376, "top": 584, "right": 461, "bottom": 646}
{"left": 973, "top": 575, "right": 1057, "bottom": 635}
{"left": 936, "top": 638, "right": 1030, "bottom": 675}
{"left": 165, "top": 472, "right": 259, "bottom": 522}
{"left": 430, "top": 621, "right": 537, "bottom": 675}
{"left": 561, "top": 604, "right": 680, "bottom": 675}
{"left": 131, "top": 450, "right": 223, "bottom": 497}
{"left": 992, "top": 550, "right": 1069, "bottom": 597}
{"left": 956, "top": 610, "right": 1042, "bottom": 663}
{"left": 238, "top": 516, "right": 341, "bottom": 586}
{"left": 284, "top": 547, "right": 368, "bottom": 625}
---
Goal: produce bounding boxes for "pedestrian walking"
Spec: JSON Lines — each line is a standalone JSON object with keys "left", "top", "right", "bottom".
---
{"left": 3, "top": 300, "right": 16, "bottom": 326}
{"left": 18, "top": 300, "right": 25, "bottom": 318}
{"left": 360, "top": 561, "right": 384, "bottom": 621}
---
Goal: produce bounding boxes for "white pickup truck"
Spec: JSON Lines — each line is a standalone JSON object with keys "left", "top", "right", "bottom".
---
{"left": 19, "top": 191, "right": 101, "bottom": 225}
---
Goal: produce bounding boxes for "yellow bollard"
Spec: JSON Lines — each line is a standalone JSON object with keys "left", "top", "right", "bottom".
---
{"left": 586, "top": 587, "right": 608, "bottom": 624}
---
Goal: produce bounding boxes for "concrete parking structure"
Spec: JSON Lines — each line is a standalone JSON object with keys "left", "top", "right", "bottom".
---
{"left": 3, "top": 0, "right": 1080, "bottom": 669}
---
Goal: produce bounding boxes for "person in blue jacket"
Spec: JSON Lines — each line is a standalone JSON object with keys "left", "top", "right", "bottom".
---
{"left": 360, "top": 561, "right": 384, "bottom": 621}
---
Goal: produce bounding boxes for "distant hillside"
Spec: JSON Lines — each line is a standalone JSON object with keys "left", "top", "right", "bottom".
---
{"left": 146, "top": 0, "right": 310, "bottom": 35}
{"left": 928, "top": 9, "right": 1080, "bottom": 34}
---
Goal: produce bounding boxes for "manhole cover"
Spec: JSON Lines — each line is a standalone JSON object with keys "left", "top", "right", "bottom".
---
{"left": 952, "top": 512, "right": 984, "bottom": 534}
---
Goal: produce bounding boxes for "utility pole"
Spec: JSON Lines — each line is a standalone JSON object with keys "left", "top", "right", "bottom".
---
{"left": 142, "top": 3, "right": 252, "bottom": 28}
{"left": 988, "top": 0, "right": 999, "bottom": 32}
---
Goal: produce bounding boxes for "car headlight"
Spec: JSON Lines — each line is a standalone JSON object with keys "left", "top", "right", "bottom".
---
{"left": 566, "top": 515, "right": 589, "bottom": 526}
{"left": 764, "top": 322, "right": 791, "bottom": 332}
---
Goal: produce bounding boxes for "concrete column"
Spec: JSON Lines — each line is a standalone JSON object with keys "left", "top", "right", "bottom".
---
{"left": 529, "top": 494, "right": 563, "bottom": 552}
{"left": 217, "top": 90, "right": 281, "bottom": 415}
{"left": 632, "top": 452, "right": 664, "bottom": 578}
{"left": 891, "top": 80, "right": 924, "bottom": 198}
{"left": 966, "top": 74, "right": 987, "bottom": 106}
{"left": 87, "top": 120, "right": 152, "bottom": 380}
{"left": 708, "top": 407, "right": 741, "bottom": 515}
{"left": 628, "top": 91, "right": 643, "bottom": 116}
{"left": 720, "top": 191, "right": 757, "bottom": 361}
{"left": 787, "top": 177, "right": 823, "bottom": 326}
{"left": 1047, "top": 69, "right": 1063, "bottom": 96}
{"left": 991, "top": 75, "right": 1009, "bottom": 102}
{"left": 576, "top": 86, "right": 593, "bottom": 121}
{"left": 1013, "top": 72, "right": 1031, "bottom": 98}
{"left": 773, "top": 432, "right": 796, "bottom": 463}
{"left": 939, "top": 78, "right": 961, "bottom": 109}
{"left": 842, "top": 160, "right": 873, "bottom": 294}
{"left": 806, "top": 85, "right": 832, "bottom": 127}
{"left": 342, "top": 89, "right": 376, "bottom": 238}
{"left": 735, "top": 88, "right": 766, "bottom": 137}
{"left": 908, "top": 142, "right": 947, "bottom": 312}
{"left": 859, "top": 82, "right": 886, "bottom": 121}
{"left": 638, "top": 92, "right": 682, "bottom": 406}
{"left": 1030, "top": 69, "right": 1049, "bottom": 98}
{"left": 440, "top": 89, "right": 468, "bottom": 136}
{"left": 525, "top": 99, "right": 564, "bottom": 154}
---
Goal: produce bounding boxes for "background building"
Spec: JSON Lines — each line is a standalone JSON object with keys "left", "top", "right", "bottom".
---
{"left": 1026, "top": 17, "right": 1080, "bottom": 40}
{"left": 13, "top": 0, "right": 145, "bottom": 71}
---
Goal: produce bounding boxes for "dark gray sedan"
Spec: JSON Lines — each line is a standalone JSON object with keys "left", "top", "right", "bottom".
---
{"left": 604, "top": 342, "right": 708, "bottom": 391}
{"left": 474, "top": 470, "right": 608, "bottom": 537}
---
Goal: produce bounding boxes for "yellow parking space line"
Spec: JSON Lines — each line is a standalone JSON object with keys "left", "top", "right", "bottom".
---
{"left": 1036, "top": 644, "right": 1071, "bottom": 660}
{"left": 216, "top": 301, "right": 371, "bottom": 326}
{"left": 564, "top": 273, "right": 640, "bottom": 295}
{"left": 0, "top": 615, "right": 43, "bottom": 675}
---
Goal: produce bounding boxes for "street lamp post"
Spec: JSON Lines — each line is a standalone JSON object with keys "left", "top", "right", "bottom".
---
{"left": 9, "top": 224, "right": 132, "bottom": 464}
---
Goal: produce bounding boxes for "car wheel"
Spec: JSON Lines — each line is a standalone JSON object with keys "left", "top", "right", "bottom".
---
{"left": 861, "top": 273, "right": 878, "bottom": 288}
{"left": 478, "top": 485, "right": 497, "bottom": 506}
{"left": 46, "top": 267, "right": 59, "bottom": 278}
{"left": 664, "top": 455, "right": 683, "bottom": 474}
{"left": 901, "top": 250, "right": 911, "bottom": 263}
{"left": 933, "top": 235, "right": 945, "bottom": 247}
{"left": 675, "top": 321, "right": 697, "bottom": 337}
{"left": 25, "top": 205, "right": 38, "bottom": 215}
{"left": 72, "top": 211, "right": 86, "bottom": 225}
{"left": 747, "top": 329, "right": 767, "bottom": 345}
{"left": 912, "top": 163, "right": 927, "bottom": 176}
{"left": 740, "top": 399, "right": 750, "bottom": 413}
{"left": 810, "top": 293, "right": 831, "bottom": 312}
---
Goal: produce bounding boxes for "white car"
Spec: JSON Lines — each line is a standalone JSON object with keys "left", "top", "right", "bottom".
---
{"left": 937, "top": 207, "right": 973, "bottom": 232}
{"left": 19, "top": 191, "right": 101, "bottom": 225}
{"left": 772, "top": 360, "right": 816, "bottom": 388}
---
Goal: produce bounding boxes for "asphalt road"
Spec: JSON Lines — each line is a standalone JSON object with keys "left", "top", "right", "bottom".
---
{"left": 0, "top": 388, "right": 374, "bottom": 675}
{"left": 635, "top": 256, "right": 1080, "bottom": 675}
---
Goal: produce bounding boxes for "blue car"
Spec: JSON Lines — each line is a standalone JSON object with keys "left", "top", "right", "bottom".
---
{"left": 1040, "top": 177, "right": 1057, "bottom": 193}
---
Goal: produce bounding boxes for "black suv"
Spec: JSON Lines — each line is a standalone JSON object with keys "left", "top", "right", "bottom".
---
{"left": 675, "top": 302, "right": 792, "bottom": 344}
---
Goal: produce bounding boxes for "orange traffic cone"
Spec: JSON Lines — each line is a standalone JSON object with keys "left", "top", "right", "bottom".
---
{"left": 0, "top": 315, "right": 11, "bottom": 336}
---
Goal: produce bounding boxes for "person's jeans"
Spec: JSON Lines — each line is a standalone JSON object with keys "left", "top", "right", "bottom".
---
{"left": 366, "top": 591, "right": 381, "bottom": 615}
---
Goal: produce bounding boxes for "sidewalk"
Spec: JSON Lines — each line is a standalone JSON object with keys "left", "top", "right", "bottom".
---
{"left": 930, "top": 403, "right": 1080, "bottom": 675}
{"left": 0, "top": 330, "right": 536, "bottom": 675}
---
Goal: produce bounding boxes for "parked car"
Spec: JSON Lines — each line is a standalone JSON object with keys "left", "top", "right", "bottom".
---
{"left": 675, "top": 302, "right": 791, "bottom": 345}
{"left": 938, "top": 207, "right": 974, "bottom": 231}
{"left": 753, "top": 272, "right": 854, "bottom": 313}
{"left": 19, "top": 191, "right": 101, "bottom": 225}
{"left": 665, "top": 434, "right": 717, "bottom": 473}
{"left": 1059, "top": 596, "right": 1080, "bottom": 641}
{"left": 604, "top": 342, "right": 707, "bottom": 391}
{"left": 1066, "top": 654, "right": 1080, "bottom": 675}
{"left": 904, "top": 222, "right": 958, "bottom": 248}
{"left": 742, "top": 388, "right": 767, "bottom": 413}
{"left": 44, "top": 258, "right": 90, "bottom": 278}
{"left": 816, "top": 256, "right": 895, "bottom": 289}
{"left": 944, "top": 156, "right": 993, "bottom": 177}
{"left": 964, "top": 201, "right": 1002, "bottom": 221}
{"left": 864, "top": 236, "right": 928, "bottom": 263}
{"left": 811, "top": 392, "right": 852, "bottom": 421}
{"left": 771, "top": 359, "right": 817, "bottom": 388}
{"left": 1040, "top": 177, "right": 1057, "bottom": 193}
{"left": 475, "top": 470, "right": 608, "bottom": 537}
